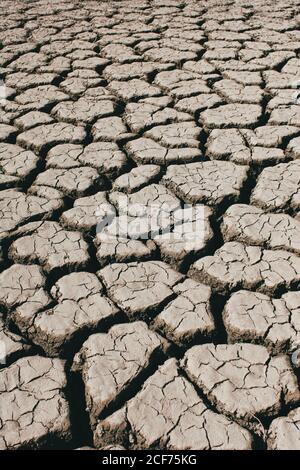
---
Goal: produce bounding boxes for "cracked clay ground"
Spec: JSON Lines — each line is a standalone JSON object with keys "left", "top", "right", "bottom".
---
{"left": 1, "top": 0, "right": 300, "bottom": 452}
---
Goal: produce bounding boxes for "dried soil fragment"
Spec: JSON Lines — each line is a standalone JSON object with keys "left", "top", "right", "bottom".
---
{"left": 74, "top": 321, "right": 165, "bottom": 426}
{"left": 0, "top": 356, "right": 71, "bottom": 449}
{"left": 98, "top": 261, "right": 183, "bottom": 319}
{"left": 189, "top": 242, "right": 300, "bottom": 295}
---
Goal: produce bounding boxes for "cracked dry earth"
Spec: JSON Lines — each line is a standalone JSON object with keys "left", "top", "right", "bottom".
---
{"left": 2, "top": 0, "right": 300, "bottom": 453}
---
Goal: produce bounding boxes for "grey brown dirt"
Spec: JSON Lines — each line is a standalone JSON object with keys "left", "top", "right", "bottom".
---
{"left": 1, "top": 0, "right": 300, "bottom": 451}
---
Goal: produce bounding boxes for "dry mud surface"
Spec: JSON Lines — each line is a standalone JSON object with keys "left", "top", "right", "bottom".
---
{"left": 1, "top": 0, "right": 300, "bottom": 451}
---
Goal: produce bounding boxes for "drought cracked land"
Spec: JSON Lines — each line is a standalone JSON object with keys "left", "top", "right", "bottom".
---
{"left": 1, "top": 0, "right": 300, "bottom": 451}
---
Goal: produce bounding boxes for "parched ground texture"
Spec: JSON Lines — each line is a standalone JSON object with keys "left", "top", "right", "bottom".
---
{"left": 1, "top": 0, "right": 300, "bottom": 451}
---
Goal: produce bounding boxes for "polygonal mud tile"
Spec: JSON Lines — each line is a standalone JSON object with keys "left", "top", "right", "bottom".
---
{"left": 143, "top": 47, "right": 197, "bottom": 65}
{"left": 103, "top": 61, "right": 173, "bottom": 81}
{"left": 154, "top": 70, "right": 209, "bottom": 97}
{"left": 222, "top": 204, "right": 300, "bottom": 254}
{"left": 61, "top": 192, "right": 115, "bottom": 232}
{"left": 201, "top": 104, "right": 262, "bottom": 129}
{"left": 0, "top": 143, "right": 39, "bottom": 181}
{"left": 125, "top": 137, "right": 202, "bottom": 165}
{"left": 0, "top": 124, "right": 17, "bottom": 141}
{"left": 251, "top": 161, "right": 300, "bottom": 212}
{"left": 9, "top": 52, "right": 48, "bottom": 72}
{"left": 101, "top": 43, "right": 142, "bottom": 64}
{"left": 286, "top": 135, "right": 300, "bottom": 159}
{"left": 46, "top": 144, "right": 84, "bottom": 169}
{"left": 223, "top": 289, "right": 300, "bottom": 354}
{"left": 108, "top": 183, "right": 181, "bottom": 240}
{"left": 182, "top": 343, "right": 300, "bottom": 432}
{"left": 154, "top": 204, "right": 214, "bottom": 269}
{"left": 113, "top": 165, "right": 161, "bottom": 193}
{"left": 0, "top": 189, "right": 62, "bottom": 242}
{"left": 213, "top": 79, "right": 264, "bottom": 104}
{"left": 0, "top": 356, "right": 71, "bottom": 449}
{"left": 206, "top": 129, "right": 288, "bottom": 166}
{"left": 95, "top": 221, "right": 157, "bottom": 265}
{"left": 241, "top": 126, "right": 300, "bottom": 148}
{"left": 94, "top": 359, "right": 253, "bottom": 450}
{"left": 154, "top": 278, "right": 215, "bottom": 347}
{"left": 124, "top": 102, "right": 192, "bottom": 133}
{"left": 17, "top": 123, "right": 86, "bottom": 152}
{"left": 78, "top": 142, "right": 128, "bottom": 179}
{"left": 144, "top": 122, "right": 201, "bottom": 148}
{"left": 32, "top": 167, "right": 103, "bottom": 198}
{"left": 108, "top": 79, "right": 161, "bottom": 101}
{"left": 269, "top": 106, "right": 300, "bottom": 126}
{"left": 52, "top": 98, "right": 117, "bottom": 125}
{"left": 12, "top": 272, "right": 120, "bottom": 357}
{"left": 92, "top": 116, "right": 133, "bottom": 143}
{"left": 73, "top": 321, "right": 166, "bottom": 426}
{"left": 46, "top": 142, "right": 128, "bottom": 179}
{"left": 0, "top": 263, "right": 46, "bottom": 311}
{"left": 175, "top": 94, "right": 224, "bottom": 116}
{"left": 163, "top": 161, "right": 248, "bottom": 207}
{"left": 14, "top": 111, "right": 54, "bottom": 131}
{"left": 15, "top": 85, "right": 69, "bottom": 110}
{"left": 0, "top": 318, "right": 33, "bottom": 367}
